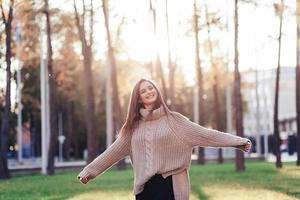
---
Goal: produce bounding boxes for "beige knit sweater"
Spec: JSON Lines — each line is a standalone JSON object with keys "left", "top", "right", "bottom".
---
{"left": 78, "top": 106, "right": 250, "bottom": 200}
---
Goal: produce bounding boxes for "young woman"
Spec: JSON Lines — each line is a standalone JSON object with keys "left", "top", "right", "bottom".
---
{"left": 77, "top": 78, "right": 251, "bottom": 200}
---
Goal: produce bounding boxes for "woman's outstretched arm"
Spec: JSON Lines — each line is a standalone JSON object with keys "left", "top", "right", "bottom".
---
{"left": 77, "top": 133, "right": 131, "bottom": 183}
{"left": 169, "top": 112, "right": 251, "bottom": 151}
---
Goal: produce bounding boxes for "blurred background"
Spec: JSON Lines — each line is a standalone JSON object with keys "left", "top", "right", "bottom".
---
{"left": 0, "top": 0, "right": 299, "bottom": 198}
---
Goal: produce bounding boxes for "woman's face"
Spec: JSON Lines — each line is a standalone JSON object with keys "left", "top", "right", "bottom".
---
{"left": 139, "top": 81, "right": 158, "bottom": 108}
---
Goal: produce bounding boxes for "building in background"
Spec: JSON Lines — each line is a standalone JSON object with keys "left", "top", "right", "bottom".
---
{"left": 242, "top": 67, "right": 296, "bottom": 156}
{"left": 195, "top": 67, "right": 297, "bottom": 162}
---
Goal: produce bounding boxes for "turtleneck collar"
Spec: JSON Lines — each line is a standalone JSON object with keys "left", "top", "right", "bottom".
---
{"left": 139, "top": 105, "right": 166, "bottom": 121}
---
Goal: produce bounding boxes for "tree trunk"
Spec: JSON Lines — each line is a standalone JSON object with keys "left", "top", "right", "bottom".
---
{"left": 102, "top": 0, "right": 126, "bottom": 169}
{"left": 84, "top": 39, "right": 98, "bottom": 164}
{"left": 43, "top": 0, "right": 59, "bottom": 175}
{"left": 156, "top": 56, "right": 168, "bottom": 101}
{"left": 204, "top": 3, "right": 223, "bottom": 164}
{"left": 214, "top": 81, "right": 223, "bottom": 163}
{"left": 148, "top": 0, "right": 155, "bottom": 80}
{"left": 149, "top": 0, "right": 168, "bottom": 101}
{"left": 297, "top": 0, "right": 300, "bottom": 166}
{"left": 193, "top": 0, "right": 205, "bottom": 165}
{"left": 273, "top": 0, "right": 284, "bottom": 168}
{"left": 74, "top": 0, "right": 99, "bottom": 163}
{"left": 234, "top": 0, "right": 245, "bottom": 172}
{"left": 0, "top": 0, "right": 14, "bottom": 179}
{"left": 165, "top": 0, "right": 176, "bottom": 109}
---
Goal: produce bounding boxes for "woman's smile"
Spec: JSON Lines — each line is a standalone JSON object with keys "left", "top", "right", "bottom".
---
{"left": 139, "top": 81, "right": 158, "bottom": 109}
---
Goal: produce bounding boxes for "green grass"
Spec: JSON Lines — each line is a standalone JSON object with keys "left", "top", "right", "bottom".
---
{"left": 0, "top": 161, "right": 299, "bottom": 200}
{"left": 189, "top": 161, "right": 300, "bottom": 200}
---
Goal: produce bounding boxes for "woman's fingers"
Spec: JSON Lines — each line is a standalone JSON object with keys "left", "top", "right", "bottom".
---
{"left": 246, "top": 140, "right": 252, "bottom": 152}
{"left": 243, "top": 141, "right": 251, "bottom": 152}
{"left": 81, "top": 177, "right": 88, "bottom": 184}
{"left": 82, "top": 177, "right": 88, "bottom": 184}
{"left": 237, "top": 140, "right": 252, "bottom": 152}
{"left": 78, "top": 176, "right": 89, "bottom": 184}
{"left": 245, "top": 144, "right": 250, "bottom": 152}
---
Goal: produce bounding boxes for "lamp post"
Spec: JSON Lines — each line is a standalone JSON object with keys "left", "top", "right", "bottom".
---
{"left": 39, "top": 8, "right": 50, "bottom": 175}
{"left": 106, "top": 57, "right": 113, "bottom": 148}
{"left": 16, "top": 21, "right": 23, "bottom": 163}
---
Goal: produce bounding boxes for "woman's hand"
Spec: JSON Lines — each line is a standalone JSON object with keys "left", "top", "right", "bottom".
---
{"left": 237, "top": 140, "right": 252, "bottom": 152}
{"left": 77, "top": 175, "right": 90, "bottom": 184}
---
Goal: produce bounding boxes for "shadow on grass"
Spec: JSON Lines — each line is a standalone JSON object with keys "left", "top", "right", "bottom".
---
{"left": 191, "top": 184, "right": 208, "bottom": 200}
{"left": 189, "top": 160, "right": 300, "bottom": 200}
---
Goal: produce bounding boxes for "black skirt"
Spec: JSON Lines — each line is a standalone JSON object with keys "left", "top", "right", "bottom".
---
{"left": 135, "top": 174, "right": 175, "bottom": 200}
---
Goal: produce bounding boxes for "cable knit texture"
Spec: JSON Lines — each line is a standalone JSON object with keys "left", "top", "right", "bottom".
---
{"left": 78, "top": 106, "right": 250, "bottom": 200}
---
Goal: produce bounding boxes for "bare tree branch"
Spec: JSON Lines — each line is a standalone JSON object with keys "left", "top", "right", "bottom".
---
{"left": 115, "top": 15, "right": 125, "bottom": 46}
{"left": 73, "top": 0, "right": 80, "bottom": 26}
{"left": 7, "top": 0, "right": 13, "bottom": 23}
{"left": 89, "top": 0, "right": 93, "bottom": 47}
{"left": 82, "top": 0, "right": 86, "bottom": 37}
{"left": 0, "top": 2, "right": 7, "bottom": 25}
{"left": 74, "top": 0, "right": 87, "bottom": 51}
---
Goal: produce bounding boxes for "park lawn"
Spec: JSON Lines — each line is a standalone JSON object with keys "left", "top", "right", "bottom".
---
{"left": 0, "top": 161, "right": 299, "bottom": 200}
{"left": 190, "top": 161, "right": 300, "bottom": 200}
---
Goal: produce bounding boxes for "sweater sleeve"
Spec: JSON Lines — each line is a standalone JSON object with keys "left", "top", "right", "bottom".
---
{"left": 78, "top": 133, "right": 131, "bottom": 180}
{"left": 169, "top": 112, "right": 250, "bottom": 149}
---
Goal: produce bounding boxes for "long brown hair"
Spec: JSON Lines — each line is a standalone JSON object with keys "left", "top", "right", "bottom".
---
{"left": 120, "top": 78, "right": 172, "bottom": 136}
